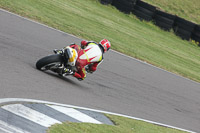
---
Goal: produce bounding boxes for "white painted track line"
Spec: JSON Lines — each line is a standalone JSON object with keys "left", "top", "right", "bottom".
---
{"left": 0, "top": 120, "right": 30, "bottom": 133}
{"left": 47, "top": 105, "right": 102, "bottom": 124}
{"left": 0, "top": 128, "right": 11, "bottom": 133}
{"left": 0, "top": 98, "right": 195, "bottom": 133}
{"left": 2, "top": 104, "right": 62, "bottom": 127}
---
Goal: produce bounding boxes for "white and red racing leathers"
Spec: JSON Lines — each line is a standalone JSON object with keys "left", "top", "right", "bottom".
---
{"left": 69, "top": 40, "right": 104, "bottom": 80}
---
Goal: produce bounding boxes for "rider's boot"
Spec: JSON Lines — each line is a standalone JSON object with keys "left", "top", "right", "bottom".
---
{"left": 57, "top": 68, "right": 74, "bottom": 76}
{"left": 63, "top": 68, "right": 74, "bottom": 75}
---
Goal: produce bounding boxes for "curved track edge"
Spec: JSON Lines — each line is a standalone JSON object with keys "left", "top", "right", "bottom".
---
{"left": 0, "top": 98, "right": 196, "bottom": 133}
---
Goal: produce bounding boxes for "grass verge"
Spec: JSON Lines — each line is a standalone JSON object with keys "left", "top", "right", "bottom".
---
{"left": 0, "top": 0, "right": 200, "bottom": 83}
{"left": 47, "top": 114, "right": 187, "bottom": 133}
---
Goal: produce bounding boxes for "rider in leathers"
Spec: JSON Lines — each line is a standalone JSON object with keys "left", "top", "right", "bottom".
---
{"left": 60, "top": 39, "right": 111, "bottom": 81}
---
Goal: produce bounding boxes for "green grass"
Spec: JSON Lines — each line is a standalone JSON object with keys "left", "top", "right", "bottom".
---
{"left": 47, "top": 114, "right": 187, "bottom": 133}
{"left": 143, "top": 0, "right": 200, "bottom": 24}
{"left": 0, "top": 0, "right": 200, "bottom": 83}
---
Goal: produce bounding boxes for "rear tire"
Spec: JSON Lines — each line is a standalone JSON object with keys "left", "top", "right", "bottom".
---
{"left": 36, "top": 54, "right": 64, "bottom": 70}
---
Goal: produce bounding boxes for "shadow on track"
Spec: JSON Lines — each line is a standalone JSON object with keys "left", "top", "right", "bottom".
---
{"left": 30, "top": 63, "right": 78, "bottom": 86}
{"left": 43, "top": 71, "right": 93, "bottom": 91}
{"left": 43, "top": 71, "right": 83, "bottom": 87}
{"left": 30, "top": 64, "right": 91, "bottom": 90}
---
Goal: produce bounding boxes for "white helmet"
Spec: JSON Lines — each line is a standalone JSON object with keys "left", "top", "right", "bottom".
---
{"left": 65, "top": 47, "right": 78, "bottom": 66}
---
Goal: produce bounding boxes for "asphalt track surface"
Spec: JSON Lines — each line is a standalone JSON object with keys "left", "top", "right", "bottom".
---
{"left": 0, "top": 9, "right": 200, "bottom": 132}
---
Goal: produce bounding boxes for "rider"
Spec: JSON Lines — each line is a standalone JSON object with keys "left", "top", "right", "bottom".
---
{"left": 56, "top": 39, "right": 111, "bottom": 81}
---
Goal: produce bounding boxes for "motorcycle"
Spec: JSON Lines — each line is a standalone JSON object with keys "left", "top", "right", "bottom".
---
{"left": 36, "top": 45, "right": 91, "bottom": 77}
{"left": 36, "top": 48, "right": 76, "bottom": 76}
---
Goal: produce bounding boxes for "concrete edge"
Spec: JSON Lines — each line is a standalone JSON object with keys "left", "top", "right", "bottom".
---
{"left": 0, "top": 98, "right": 196, "bottom": 133}
{"left": 0, "top": 8, "right": 199, "bottom": 85}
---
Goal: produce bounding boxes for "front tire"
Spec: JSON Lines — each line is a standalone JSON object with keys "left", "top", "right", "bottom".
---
{"left": 36, "top": 54, "right": 64, "bottom": 70}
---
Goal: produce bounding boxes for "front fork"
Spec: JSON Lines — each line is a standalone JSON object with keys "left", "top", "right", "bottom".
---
{"left": 53, "top": 49, "right": 77, "bottom": 75}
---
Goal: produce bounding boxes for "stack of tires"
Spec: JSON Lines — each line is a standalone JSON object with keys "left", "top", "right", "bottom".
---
{"left": 100, "top": 0, "right": 113, "bottom": 5}
{"left": 173, "top": 16, "right": 196, "bottom": 40}
{"left": 153, "top": 10, "right": 175, "bottom": 31}
{"left": 132, "top": 0, "right": 156, "bottom": 21}
{"left": 191, "top": 25, "right": 200, "bottom": 44}
{"left": 112, "top": 0, "right": 136, "bottom": 14}
{"left": 100, "top": 0, "right": 200, "bottom": 45}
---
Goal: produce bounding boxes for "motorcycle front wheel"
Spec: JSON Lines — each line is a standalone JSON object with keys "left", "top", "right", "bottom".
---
{"left": 36, "top": 54, "right": 64, "bottom": 71}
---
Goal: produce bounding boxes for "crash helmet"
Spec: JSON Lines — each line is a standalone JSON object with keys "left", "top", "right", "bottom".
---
{"left": 65, "top": 46, "right": 78, "bottom": 66}
{"left": 99, "top": 39, "right": 111, "bottom": 52}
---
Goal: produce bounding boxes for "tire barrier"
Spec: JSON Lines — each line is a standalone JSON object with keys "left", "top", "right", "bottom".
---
{"left": 153, "top": 10, "right": 176, "bottom": 31}
{"left": 100, "top": 0, "right": 200, "bottom": 44}
{"left": 191, "top": 25, "right": 200, "bottom": 44}
{"left": 132, "top": 0, "right": 156, "bottom": 21}
{"left": 175, "top": 28, "right": 193, "bottom": 40}
{"left": 133, "top": 8, "right": 153, "bottom": 21}
{"left": 112, "top": 0, "right": 136, "bottom": 14}
{"left": 136, "top": 0, "right": 156, "bottom": 12}
{"left": 100, "top": 0, "right": 113, "bottom": 5}
{"left": 173, "top": 16, "right": 196, "bottom": 40}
